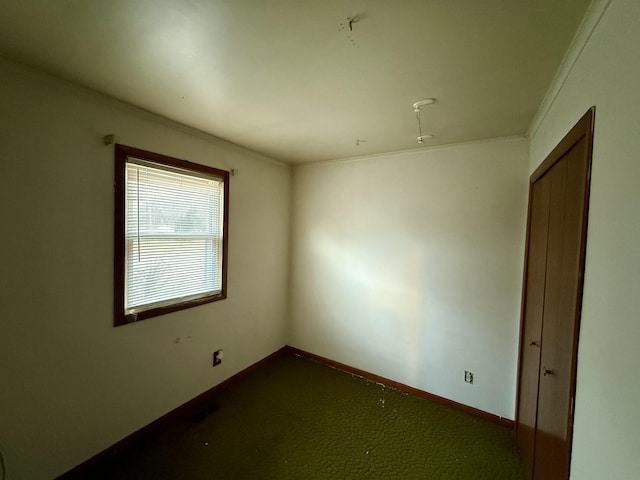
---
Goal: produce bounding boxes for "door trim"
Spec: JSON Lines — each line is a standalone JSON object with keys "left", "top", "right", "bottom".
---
{"left": 531, "top": 109, "right": 595, "bottom": 183}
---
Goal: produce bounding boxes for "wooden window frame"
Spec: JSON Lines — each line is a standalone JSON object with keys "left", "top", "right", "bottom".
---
{"left": 114, "top": 144, "right": 229, "bottom": 327}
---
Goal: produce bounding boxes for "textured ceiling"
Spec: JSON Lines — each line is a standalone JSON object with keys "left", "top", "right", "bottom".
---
{"left": 0, "top": 0, "right": 591, "bottom": 164}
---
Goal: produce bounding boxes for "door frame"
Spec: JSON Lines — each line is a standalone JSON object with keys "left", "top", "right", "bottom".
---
{"left": 515, "top": 107, "right": 595, "bottom": 477}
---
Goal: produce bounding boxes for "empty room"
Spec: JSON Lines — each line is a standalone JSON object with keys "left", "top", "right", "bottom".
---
{"left": 1, "top": 1, "right": 638, "bottom": 479}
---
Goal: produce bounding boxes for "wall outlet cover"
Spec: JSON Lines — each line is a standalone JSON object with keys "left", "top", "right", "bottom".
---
{"left": 213, "top": 350, "right": 223, "bottom": 366}
{"left": 464, "top": 371, "right": 474, "bottom": 384}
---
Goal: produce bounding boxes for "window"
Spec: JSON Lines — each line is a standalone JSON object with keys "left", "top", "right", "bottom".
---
{"left": 114, "top": 145, "right": 229, "bottom": 326}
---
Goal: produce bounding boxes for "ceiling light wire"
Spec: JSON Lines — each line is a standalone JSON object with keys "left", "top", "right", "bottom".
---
{"left": 415, "top": 109, "right": 424, "bottom": 144}
{"left": 412, "top": 98, "right": 436, "bottom": 144}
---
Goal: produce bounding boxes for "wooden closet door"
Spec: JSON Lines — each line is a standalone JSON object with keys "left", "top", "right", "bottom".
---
{"left": 533, "top": 137, "right": 589, "bottom": 479}
{"left": 516, "top": 108, "right": 593, "bottom": 480}
{"left": 516, "top": 173, "right": 552, "bottom": 476}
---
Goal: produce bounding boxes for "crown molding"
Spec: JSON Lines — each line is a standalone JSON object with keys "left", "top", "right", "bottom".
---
{"left": 527, "top": 0, "right": 613, "bottom": 140}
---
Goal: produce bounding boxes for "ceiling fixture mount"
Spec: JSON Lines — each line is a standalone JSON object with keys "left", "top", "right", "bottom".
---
{"left": 413, "top": 98, "right": 436, "bottom": 144}
{"left": 338, "top": 13, "right": 364, "bottom": 48}
{"left": 413, "top": 98, "right": 436, "bottom": 111}
{"left": 347, "top": 15, "right": 361, "bottom": 31}
{"left": 417, "top": 134, "right": 434, "bottom": 144}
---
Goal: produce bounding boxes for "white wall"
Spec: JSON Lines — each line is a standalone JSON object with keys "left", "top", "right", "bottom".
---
{"left": 0, "top": 58, "right": 290, "bottom": 480}
{"left": 528, "top": 1, "right": 640, "bottom": 478}
{"left": 289, "top": 138, "right": 529, "bottom": 419}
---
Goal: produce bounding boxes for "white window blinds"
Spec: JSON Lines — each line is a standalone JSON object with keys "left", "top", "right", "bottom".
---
{"left": 125, "top": 158, "right": 224, "bottom": 315}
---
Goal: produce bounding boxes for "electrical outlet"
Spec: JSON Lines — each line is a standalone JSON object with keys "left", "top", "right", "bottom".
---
{"left": 464, "top": 370, "right": 474, "bottom": 384}
{"left": 213, "top": 349, "right": 223, "bottom": 367}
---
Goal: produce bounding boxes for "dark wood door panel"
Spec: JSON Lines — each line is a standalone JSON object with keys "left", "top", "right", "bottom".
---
{"left": 517, "top": 173, "right": 552, "bottom": 478}
{"left": 516, "top": 108, "right": 594, "bottom": 480}
{"left": 534, "top": 138, "right": 588, "bottom": 480}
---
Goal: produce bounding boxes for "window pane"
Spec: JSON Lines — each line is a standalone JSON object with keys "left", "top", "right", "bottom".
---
{"left": 124, "top": 160, "right": 224, "bottom": 313}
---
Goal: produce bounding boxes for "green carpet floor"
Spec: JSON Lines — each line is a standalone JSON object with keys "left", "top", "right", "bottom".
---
{"left": 81, "top": 353, "right": 524, "bottom": 479}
